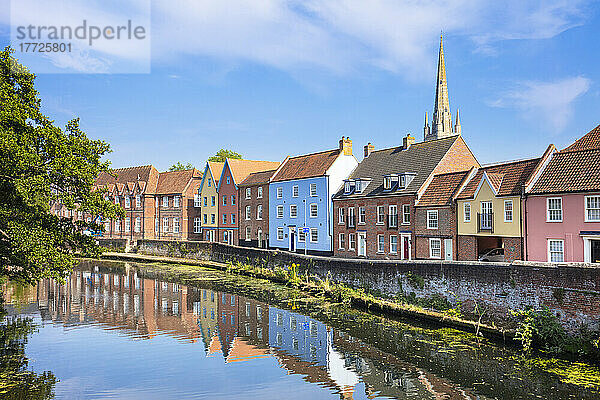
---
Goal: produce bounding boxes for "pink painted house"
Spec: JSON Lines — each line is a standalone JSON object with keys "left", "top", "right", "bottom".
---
{"left": 525, "top": 124, "right": 600, "bottom": 263}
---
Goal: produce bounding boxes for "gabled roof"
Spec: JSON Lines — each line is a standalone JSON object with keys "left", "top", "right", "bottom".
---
{"left": 239, "top": 169, "right": 278, "bottom": 186}
{"left": 456, "top": 158, "right": 540, "bottom": 200}
{"left": 334, "top": 136, "right": 462, "bottom": 199}
{"left": 207, "top": 162, "right": 225, "bottom": 185}
{"left": 416, "top": 170, "right": 471, "bottom": 207}
{"left": 224, "top": 159, "right": 280, "bottom": 187}
{"left": 271, "top": 149, "right": 341, "bottom": 182}
{"left": 562, "top": 123, "right": 600, "bottom": 152}
{"left": 156, "top": 169, "right": 201, "bottom": 195}
{"left": 95, "top": 165, "right": 159, "bottom": 194}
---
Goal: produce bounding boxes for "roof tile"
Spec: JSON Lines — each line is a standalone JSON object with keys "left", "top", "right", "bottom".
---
{"left": 417, "top": 170, "right": 470, "bottom": 207}
{"left": 272, "top": 149, "right": 341, "bottom": 182}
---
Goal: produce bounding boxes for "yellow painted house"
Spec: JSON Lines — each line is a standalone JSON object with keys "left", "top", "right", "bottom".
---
{"left": 198, "top": 161, "right": 225, "bottom": 241}
{"left": 455, "top": 154, "right": 550, "bottom": 262}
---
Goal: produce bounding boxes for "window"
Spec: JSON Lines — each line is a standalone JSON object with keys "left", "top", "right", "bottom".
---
{"left": 402, "top": 204, "right": 410, "bottom": 225}
{"left": 310, "top": 183, "right": 317, "bottom": 197}
{"left": 358, "top": 207, "right": 366, "bottom": 224}
{"left": 207, "top": 177, "right": 211, "bottom": 187}
{"left": 585, "top": 196, "right": 600, "bottom": 222}
{"left": 257, "top": 187, "right": 263, "bottom": 198}
{"left": 115, "top": 196, "right": 120, "bottom": 205}
{"left": 338, "top": 208, "right": 345, "bottom": 224}
{"left": 136, "top": 195, "right": 141, "bottom": 208}
{"left": 344, "top": 181, "right": 352, "bottom": 194}
{"left": 384, "top": 176, "right": 392, "bottom": 190}
{"left": 124, "top": 217, "right": 131, "bottom": 232}
{"left": 194, "top": 194, "right": 201, "bottom": 207}
{"left": 246, "top": 187, "right": 251, "bottom": 199}
{"left": 124, "top": 196, "right": 131, "bottom": 208}
{"left": 277, "top": 227, "right": 284, "bottom": 240}
{"left": 310, "top": 228, "right": 318, "bottom": 242}
{"left": 245, "top": 226, "right": 251, "bottom": 241}
{"left": 173, "top": 217, "right": 180, "bottom": 233}
{"left": 299, "top": 228, "right": 306, "bottom": 242}
{"left": 390, "top": 235, "right": 398, "bottom": 254}
{"left": 504, "top": 200, "right": 513, "bottom": 222}
{"left": 349, "top": 233, "right": 356, "bottom": 250}
{"left": 222, "top": 214, "right": 227, "bottom": 224}
{"left": 222, "top": 195, "right": 227, "bottom": 206}
{"left": 231, "top": 195, "right": 236, "bottom": 205}
{"left": 104, "top": 220, "right": 111, "bottom": 232}
{"left": 548, "top": 239, "right": 564, "bottom": 262}
{"left": 115, "top": 220, "right": 121, "bottom": 232}
{"left": 211, "top": 214, "right": 215, "bottom": 224}
{"left": 203, "top": 196, "right": 207, "bottom": 207}
{"left": 377, "top": 206, "right": 385, "bottom": 224}
{"left": 338, "top": 233, "right": 345, "bottom": 249}
{"left": 162, "top": 196, "right": 169, "bottom": 207}
{"left": 426, "top": 238, "right": 441, "bottom": 259}
{"left": 163, "top": 217, "right": 169, "bottom": 232}
{"left": 174, "top": 196, "right": 180, "bottom": 208}
{"left": 231, "top": 214, "right": 235, "bottom": 224}
{"left": 203, "top": 214, "right": 207, "bottom": 224}
{"left": 427, "top": 210, "right": 438, "bottom": 229}
{"left": 134, "top": 217, "right": 141, "bottom": 233}
{"left": 464, "top": 203, "right": 471, "bottom": 222}
{"left": 348, "top": 207, "right": 355, "bottom": 227}
{"left": 277, "top": 205, "right": 284, "bottom": 218}
{"left": 310, "top": 203, "right": 318, "bottom": 218}
{"left": 292, "top": 185, "right": 299, "bottom": 197}
{"left": 547, "top": 198, "right": 563, "bottom": 222}
{"left": 388, "top": 205, "right": 398, "bottom": 228}
{"left": 194, "top": 217, "right": 201, "bottom": 233}
{"left": 290, "top": 205, "right": 297, "bottom": 218}
{"left": 257, "top": 205, "right": 263, "bottom": 220}
{"left": 377, "top": 235, "right": 385, "bottom": 253}
{"left": 245, "top": 206, "right": 251, "bottom": 220}
{"left": 226, "top": 176, "right": 230, "bottom": 185}
{"left": 211, "top": 196, "right": 215, "bottom": 206}
{"left": 277, "top": 187, "right": 283, "bottom": 199}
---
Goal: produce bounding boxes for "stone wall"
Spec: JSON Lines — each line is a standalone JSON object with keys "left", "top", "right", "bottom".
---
{"left": 127, "top": 238, "right": 600, "bottom": 331}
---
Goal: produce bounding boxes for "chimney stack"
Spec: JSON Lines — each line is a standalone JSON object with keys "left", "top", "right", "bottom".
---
{"left": 364, "top": 142, "right": 374, "bottom": 158}
{"left": 339, "top": 136, "right": 353, "bottom": 156}
{"left": 403, "top": 133, "right": 416, "bottom": 150}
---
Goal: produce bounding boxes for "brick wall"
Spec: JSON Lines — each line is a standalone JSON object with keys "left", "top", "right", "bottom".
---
{"left": 414, "top": 205, "right": 457, "bottom": 259}
{"left": 238, "top": 183, "right": 270, "bottom": 248}
{"left": 457, "top": 235, "right": 477, "bottom": 261}
{"left": 502, "top": 237, "right": 523, "bottom": 262}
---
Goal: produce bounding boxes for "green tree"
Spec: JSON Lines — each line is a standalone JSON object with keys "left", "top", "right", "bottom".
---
{"left": 208, "top": 149, "right": 242, "bottom": 162}
{"left": 0, "top": 47, "right": 123, "bottom": 284}
{"left": 168, "top": 162, "right": 194, "bottom": 171}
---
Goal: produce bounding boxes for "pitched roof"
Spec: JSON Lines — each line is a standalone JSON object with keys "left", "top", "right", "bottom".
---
{"left": 417, "top": 170, "right": 470, "bottom": 207}
{"left": 225, "top": 159, "right": 280, "bottom": 185}
{"left": 271, "top": 149, "right": 341, "bottom": 182}
{"left": 334, "top": 136, "right": 460, "bottom": 199}
{"left": 562, "top": 124, "right": 600, "bottom": 152}
{"left": 95, "top": 165, "right": 159, "bottom": 194}
{"left": 207, "top": 162, "right": 225, "bottom": 184}
{"left": 239, "top": 169, "right": 278, "bottom": 186}
{"left": 529, "top": 149, "right": 600, "bottom": 194}
{"left": 456, "top": 158, "right": 540, "bottom": 200}
{"left": 156, "top": 169, "right": 201, "bottom": 195}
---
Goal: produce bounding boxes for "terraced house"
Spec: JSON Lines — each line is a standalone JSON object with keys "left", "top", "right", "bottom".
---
{"left": 198, "top": 162, "right": 225, "bottom": 242}
{"left": 269, "top": 137, "right": 358, "bottom": 254}
{"left": 217, "top": 159, "right": 280, "bottom": 245}
{"left": 238, "top": 168, "right": 278, "bottom": 248}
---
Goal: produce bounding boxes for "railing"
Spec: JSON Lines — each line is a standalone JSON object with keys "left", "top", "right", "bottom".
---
{"left": 387, "top": 214, "right": 398, "bottom": 229}
{"left": 477, "top": 212, "right": 494, "bottom": 233}
{"left": 347, "top": 215, "right": 356, "bottom": 229}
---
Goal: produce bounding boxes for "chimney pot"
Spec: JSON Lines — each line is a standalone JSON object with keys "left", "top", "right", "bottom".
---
{"left": 340, "top": 136, "right": 353, "bottom": 156}
{"left": 403, "top": 133, "right": 416, "bottom": 150}
{"left": 364, "top": 142, "right": 375, "bottom": 158}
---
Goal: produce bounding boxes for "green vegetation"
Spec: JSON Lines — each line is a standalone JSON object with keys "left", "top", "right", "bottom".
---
{"left": 407, "top": 272, "right": 425, "bottom": 289}
{"left": 168, "top": 162, "right": 194, "bottom": 171}
{"left": 208, "top": 149, "right": 242, "bottom": 162}
{"left": 0, "top": 47, "right": 123, "bottom": 284}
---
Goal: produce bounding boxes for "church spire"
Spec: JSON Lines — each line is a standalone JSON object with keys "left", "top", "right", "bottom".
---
{"left": 454, "top": 109, "right": 461, "bottom": 135}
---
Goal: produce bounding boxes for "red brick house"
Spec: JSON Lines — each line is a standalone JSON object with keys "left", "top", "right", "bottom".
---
{"left": 217, "top": 159, "right": 280, "bottom": 245}
{"left": 238, "top": 169, "right": 277, "bottom": 248}
{"left": 332, "top": 134, "right": 478, "bottom": 260}
{"left": 414, "top": 169, "right": 472, "bottom": 260}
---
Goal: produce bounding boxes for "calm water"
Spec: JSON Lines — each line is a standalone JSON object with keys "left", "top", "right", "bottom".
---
{"left": 2, "top": 260, "right": 600, "bottom": 399}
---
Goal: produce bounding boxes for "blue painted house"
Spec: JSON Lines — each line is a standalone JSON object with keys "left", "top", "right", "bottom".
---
{"left": 269, "top": 137, "right": 358, "bottom": 254}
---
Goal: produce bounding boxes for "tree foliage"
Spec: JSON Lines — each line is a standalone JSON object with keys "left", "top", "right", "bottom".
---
{"left": 0, "top": 47, "right": 123, "bottom": 284}
{"left": 208, "top": 149, "right": 242, "bottom": 162}
{"left": 168, "top": 162, "right": 194, "bottom": 171}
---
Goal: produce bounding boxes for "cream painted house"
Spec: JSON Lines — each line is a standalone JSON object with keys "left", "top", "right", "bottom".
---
{"left": 198, "top": 161, "right": 225, "bottom": 241}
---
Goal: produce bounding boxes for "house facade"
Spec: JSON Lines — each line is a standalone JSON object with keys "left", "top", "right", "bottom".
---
{"left": 526, "top": 125, "right": 600, "bottom": 263}
{"left": 198, "top": 162, "right": 224, "bottom": 242}
{"left": 217, "top": 159, "right": 280, "bottom": 245}
{"left": 238, "top": 169, "right": 277, "bottom": 248}
{"left": 333, "top": 135, "right": 478, "bottom": 260}
{"left": 269, "top": 137, "right": 358, "bottom": 254}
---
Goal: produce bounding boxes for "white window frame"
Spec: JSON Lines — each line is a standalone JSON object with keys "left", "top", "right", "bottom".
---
{"left": 124, "top": 217, "right": 131, "bottom": 232}
{"left": 390, "top": 235, "right": 398, "bottom": 254}
{"left": 194, "top": 194, "right": 201, "bottom": 208}
{"left": 310, "top": 203, "right": 318, "bottom": 218}
{"left": 162, "top": 196, "right": 169, "bottom": 208}
{"left": 292, "top": 185, "right": 299, "bottom": 197}
{"left": 115, "top": 220, "right": 121, "bottom": 232}
{"left": 257, "top": 205, "right": 263, "bottom": 220}
{"left": 547, "top": 239, "right": 565, "bottom": 263}
{"left": 276, "top": 187, "right": 283, "bottom": 199}
{"left": 464, "top": 202, "right": 471, "bottom": 222}
{"left": 245, "top": 205, "right": 251, "bottom": 220}
{"left": 162, "top": 217, "right": 169, "bottom": 232}
{"left": 135, "top": 195, "right": 141, "bottom": 208}
{"left": 377, "top": 234, "right": 385, "bottom": 253}
{"left": 173, "top": 217, "right": 180, "bottom": 233}
{"left": 348, "top": 233, "right": 356, "bottom": 250}
{"left": 290, "top": 204, "right": 298, "bottom": 218}
{"left": 246, "top": 187, "right": 251, "bottom": 199}
{"left": 310, "top": 228, "right": 318, "bottom": 243}
{"left": 338, "top": 233, "right": 345, "bottom": 249}
{"left": 402, "top": 204, "right": 410, "bottom": 225}
{"left": 338, "top": 208, "right": 345, "bottom": 224}
{"left": 504, "top": 200, "right": 513, "bottom": 222}
{"left": 174, "top": 196, "right": 180, "bottom": 208}
{"left": 124, "top": 196, "right": 131, "bottom": 209}
{"left": 277, "top": 205, "right": 284, "bottom": 219}
{"left": 245, "top": 226, "right": 251, "bottom": 241}
{"left": 134, "top": 217, "right": 141, "bottom": 233}
{"left": 358, "top": 207, "right": 366, "bottom": 224}
{"left": 310, "top": 183, "right": 317, "bottom": 197}
{"left": 547, "top": 197, "right": 563, "bottom": 222}
{"left": 277, "top": 228, "right": 284, "bottom": 241}
{"left": 427, "top": 210, "right": 438, "bottom": 230}
{"left": 429, "top": 238, "right": 442, "bottom": 259}
{"left": 377, "top": 206, "right": 385, "bottom": 225}
{"left": 257, "top": 187, "right": 263, "bottom": 199}
{"left": 193, "top": 217, "right": 201, "bottom": 233}
{"left": 585, "top": 195, "right": 600, "bottom": 222}
{"left": 298, "top": 228, "right": 306, "bottom": 242}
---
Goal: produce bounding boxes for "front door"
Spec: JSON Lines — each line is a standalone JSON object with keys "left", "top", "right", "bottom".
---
{"left": 401, "top": 234, "right": 411, "bottom": 260}
{"left": 257, "top": 229, "right": 263, "bottom": 248}
{"left": 228, "top": 230, "right": 234, "bottom": 245}
{"left": 209, "top": 230, "right": 215, "bottom": 242}
{"left": 592, "top": 240, "right": 600, "bottom": 263}
{"left": 358, "top": 232, "right": 366, "bottom": 257}
{"left": 444, "top": 239, "right": 453, "bottom": 261}
{"left": 289, "top": 228, "right": 296, "bottom": 252}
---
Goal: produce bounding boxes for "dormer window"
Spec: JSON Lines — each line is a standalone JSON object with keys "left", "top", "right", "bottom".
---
{"left": 354, "top": 178, "right": 371, "bottom": 194}
{"left": 344, "top": 180, "right": 355, "bottom": 194}
{"left": 383, "top": 174, "right": 398, "bottom": 191}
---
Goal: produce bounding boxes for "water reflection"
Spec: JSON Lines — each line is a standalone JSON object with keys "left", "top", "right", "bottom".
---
{"left": 2, "top": 261, "right": 599, "bottom": 399}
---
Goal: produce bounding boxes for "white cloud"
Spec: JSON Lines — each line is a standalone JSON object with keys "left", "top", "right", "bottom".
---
{"left": 491, "top": 76, "right": 591, "bottom": 132}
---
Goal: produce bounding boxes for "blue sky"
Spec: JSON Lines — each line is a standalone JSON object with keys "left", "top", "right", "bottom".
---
{"left": 2, "top": 0, "right": 600, "bottom": 170}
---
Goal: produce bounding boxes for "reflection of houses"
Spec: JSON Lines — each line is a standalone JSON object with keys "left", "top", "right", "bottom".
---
{"left": 217, "top": 292, "right": 238, "bottom": 357}
{"left": 189, "top": 287, "right": 219, "bottom": 353}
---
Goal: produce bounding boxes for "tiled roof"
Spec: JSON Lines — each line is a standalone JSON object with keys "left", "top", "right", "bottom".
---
{"left": 95, "top": 165, "right": 159, "bottom": 194}
{"left": 239, "top": 169, "right": 278, "bottom": 186}
{"left": 226, "top": 159, "right": 280, "bottom": 185}
{"left": 417, "top": 170, "right": 470, "bottom": 207}
{"left": 207, "top": 162, "right": 225, "bottom": 185}
{"left": 271, "top": 149, "right": 341, "bottom": 182}
{"left": 529, "top": 149, "right": 600, "bottom": 194}
{"left": 562, "top": 124, "right": 600, "bottom": 152}
{"left": 334, "top": 136, "right": 460, "bottom": 199}
{"left": 156, "top": 169, "right": 201, "bottom": 195}
{"left": 456, "top": 158, "right": 540, "bottom": 200}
